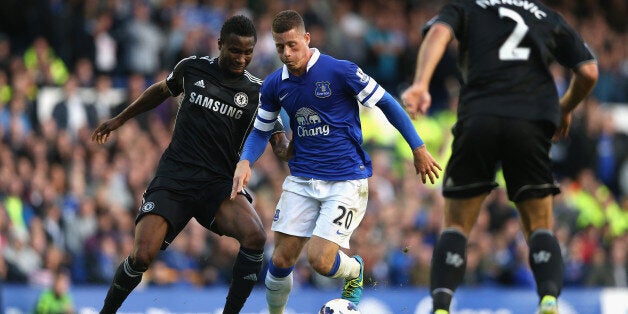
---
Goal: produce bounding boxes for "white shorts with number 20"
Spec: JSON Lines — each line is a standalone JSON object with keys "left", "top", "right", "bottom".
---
{"left": 271, "top": 175, "right": 369, "bottom": 249}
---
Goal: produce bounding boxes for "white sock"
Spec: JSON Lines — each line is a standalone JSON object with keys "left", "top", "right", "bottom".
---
{"left": 330, "top": 251, "right": 360, "bottom": 279}
{"left": 265, "top": 271, "right": 293, "bottom": 314}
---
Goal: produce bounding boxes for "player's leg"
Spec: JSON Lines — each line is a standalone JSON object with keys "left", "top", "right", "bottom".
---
{"left": 100, "top": 214, "right": 167, "bottom": 314}
{"left": 306, "top": 178, "right": 368, "bottom": 305}
{"left": 502, "top": 118, "right": 561, "bottom": 313}
{"left": 434, "top": 116, "right": 500, "bottom": 313}
{"left": 264, "top": 177, "right": 320, "bottom": 314}
{"left": 516, "top": 196, "right": 562, "bottom": 314}
{"left": 211, "top": 192, "right": 266, "bottom": 314}
{"left": 101, "top": 181, "right": 191, "bottom": 314}
{"left": 430, "top": 195, "right": 486, "bottom": 313}
{"left": 266, "top": 232, "right": 308, "bottom": 314}
{"left": 306, "top": 236, "right": 363, "bottom": 304}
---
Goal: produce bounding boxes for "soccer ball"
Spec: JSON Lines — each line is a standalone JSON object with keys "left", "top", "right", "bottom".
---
{"left": 319, "top": 298, "right": 361, "bottom": 314}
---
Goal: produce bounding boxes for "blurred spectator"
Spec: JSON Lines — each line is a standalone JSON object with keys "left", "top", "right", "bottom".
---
{"left": 0, "top": 33, "right": 12, "bottom": 73}
{"left": 91, "top": 11, "right": 118, "bottom": 75}
{"left": 585, "top": 247, "right": 614, "bottom": 286}
{"left": 34, "top": 268, "right": 75, "bottom": 314}
{"left": 91, "top": 74, "right": 121, "bottom": 123}
{"left": 23, "top": 37, "right": 69, "bottom": 87}
{"left": 74, "top": 58, "right": 95, "bottom": 88}
{"left": 610, "top": 239, "right": 627, "bottom": 287}
{"left": 121, "top": 2, "right": 164, "bottom": 76}
{"left": 363, "top": 5, "right": 406, "bottom": 92}
{"left": 1, "top": 94, "right": 33, "bottom": 145}
{"left": 3, "top": 227, "right": 41, "bottom": 283}
{"left": 50, "top": 76, "right": 97, "bottom": 138}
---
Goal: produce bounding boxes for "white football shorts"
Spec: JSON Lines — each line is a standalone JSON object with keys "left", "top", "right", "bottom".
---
{"left": 271, "top": 175, "right": 369, "bottom": 249}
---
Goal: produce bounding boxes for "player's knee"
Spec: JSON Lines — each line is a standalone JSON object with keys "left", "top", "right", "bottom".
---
{"left": 240, "top": 227, "right": 266, "bottom": 250}
{"left": 271, "top": 253, "right": 296, "bottom": 269}
{"left": 130, "top": 250, "right": 155, "bottom": 271}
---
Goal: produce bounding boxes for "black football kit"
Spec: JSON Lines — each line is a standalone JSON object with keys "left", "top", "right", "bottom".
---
{"left": 426, "top": 0, "right": 596, "bottom": 201}
{"left": 140, "top": 56, "right": 269, "bottom": 246}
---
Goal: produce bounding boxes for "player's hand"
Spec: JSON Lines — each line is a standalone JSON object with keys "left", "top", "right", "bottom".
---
{"left": 91, "top": 118, "right": 123, "bottom": 144}
{"left": 553, "top": 110, "right": 572, "bottom": 142}
{"left": 401, "top": 84, "right": 432, "bottom": 119}
{"left": 231, "top": 160, "right": 252, "bottom": 200}
{"left": 412, "top": 145, "right": 442, "bottom": 184}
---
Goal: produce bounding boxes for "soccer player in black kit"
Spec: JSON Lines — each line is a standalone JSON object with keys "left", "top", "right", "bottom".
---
{"left": 401, "top": 1, "right": 598, "bottom": 313}
{"left": 92, "top": 15, "right": 291, "bottom": 314}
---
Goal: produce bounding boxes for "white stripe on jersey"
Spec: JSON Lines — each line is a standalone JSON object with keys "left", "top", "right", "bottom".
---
{"left": 244, "top": 71, "right": 263, "bottom": 85}
{"left": 363, "top": 86, "right": 385, "bottom": 108}
{"left": 257, "top": 108, "right": 280, "bottom": 120}
{"left": 357, "top": 78, "right": 377, "bottom": 103}
{"left": 254, "top": 119, "right": 275, "bottom": 131}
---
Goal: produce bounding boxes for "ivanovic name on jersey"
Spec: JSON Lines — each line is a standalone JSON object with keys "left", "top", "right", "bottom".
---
{"left": 188, "top": 91, "right": 244, "bottom": 119}
{"left": 475, "top": 0, "right": 547, "bottom": 19}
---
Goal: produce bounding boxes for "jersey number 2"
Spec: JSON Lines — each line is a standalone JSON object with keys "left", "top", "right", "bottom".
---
{"left": 498, "top": 7, "right": 530, "bottom": 61}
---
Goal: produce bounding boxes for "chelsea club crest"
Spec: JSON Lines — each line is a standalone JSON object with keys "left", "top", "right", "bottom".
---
{"left": 234, "top": 92, "right": 248, "bottom": 108}
{"left": 314, "top": 81, "right": 331, "bottom": 98}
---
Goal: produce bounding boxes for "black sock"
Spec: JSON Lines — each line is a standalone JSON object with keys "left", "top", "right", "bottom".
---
{"left": 100, "top": 257, "right": 144, "bottom": 314}
{"left": 223, "top": 247, "right": 264, "bottom": 314}
{"left": 430, "top": 229, "right": 467, "bottom": 312}
{"left": 528, "top": 229, "right": 563, "bottom": 298}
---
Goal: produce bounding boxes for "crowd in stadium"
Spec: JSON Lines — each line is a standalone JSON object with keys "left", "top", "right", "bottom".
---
{"left": 0, "top": 0, "right": 627, "bottom": 293}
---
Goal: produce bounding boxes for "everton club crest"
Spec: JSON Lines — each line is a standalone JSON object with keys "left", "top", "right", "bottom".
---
{"left": 314, "top": 81, "right": 331, "bottom": 98}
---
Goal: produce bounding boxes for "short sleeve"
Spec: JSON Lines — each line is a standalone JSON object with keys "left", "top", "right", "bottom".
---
{"left": 424, "top": 1, "right": 465, "bottom": 39}
{"left": 552, "top": 15, "right": 596, "bottom": 69}
{"left": 165, "top": 56, "right": 196, "bottom": 96}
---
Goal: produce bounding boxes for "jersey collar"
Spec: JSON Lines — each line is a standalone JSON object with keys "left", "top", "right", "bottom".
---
{"left": 281, "top": 48, "right": 320, "bottom": 80}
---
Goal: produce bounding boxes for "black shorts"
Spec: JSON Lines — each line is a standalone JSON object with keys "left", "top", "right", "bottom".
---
{"left": 136, "top": 176, "right": 252, "bottom": 250}
{"left": 442, "top": 115, "right": 560, "bottom": 202}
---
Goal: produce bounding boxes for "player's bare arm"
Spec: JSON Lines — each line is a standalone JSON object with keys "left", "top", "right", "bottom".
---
{"left": 270, "top": 132, "right": 293, "bottom": 162}
{"left": 401, "top": 23, "right": 452, "bottom": 118}
{"left": 412, "top": 145, "right": 442, "bottom": 184}
{"left": 91, "top": 80, "right": 171, "bottom": 144}
{"left": 553, "top": 61, "right": 599, "bottom": 141}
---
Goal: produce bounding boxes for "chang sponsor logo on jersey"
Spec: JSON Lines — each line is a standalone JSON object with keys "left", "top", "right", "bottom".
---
{"left": 294, "top": 107, "right": 330, "bottom": 137}
{"left": 188, "top": 91, "right": 244, "bottom": 119}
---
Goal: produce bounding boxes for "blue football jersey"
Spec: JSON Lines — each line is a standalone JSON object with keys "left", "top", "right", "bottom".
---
{"left": 254, "top": 49, "right": 386, "bottom": 180}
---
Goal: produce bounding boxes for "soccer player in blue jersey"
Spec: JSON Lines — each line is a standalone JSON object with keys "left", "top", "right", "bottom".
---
{"left": 231, "top": 10, "right": 442, "bottom": 313}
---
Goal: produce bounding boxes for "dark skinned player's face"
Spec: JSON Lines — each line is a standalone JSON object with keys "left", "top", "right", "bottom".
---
{"left": 218, "top": 33, "right": 256, "bottom": 76}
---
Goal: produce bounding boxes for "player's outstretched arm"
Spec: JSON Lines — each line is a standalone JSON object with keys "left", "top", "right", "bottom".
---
{"left": 91, "top": 80, "right": 171, "bottom": 144}
{"left": 554, "top": 61, "right": 598, "bottom": 141}
{"left": 412, "top": 145, "right": 442, "bottom": 184}
{"left": 401, "top": 22, "right": 452, "bottom": 118}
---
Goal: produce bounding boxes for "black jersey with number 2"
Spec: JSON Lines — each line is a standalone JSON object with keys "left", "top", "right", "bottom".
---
{"left": 157, "top": 56, "right": 263, "bottom": 181}
{"left": 428, "top": 0, "right": 595, "bottom": 126}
